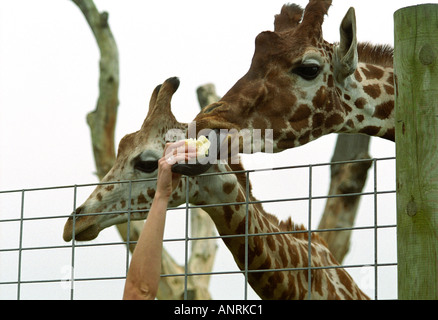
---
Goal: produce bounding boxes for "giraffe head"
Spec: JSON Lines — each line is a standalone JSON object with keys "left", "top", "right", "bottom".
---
{"left": 194, "top": 1, "right": 392, "bottom": 155}
{"left": 63, "top": 77, "right": 193, "bottom": 242}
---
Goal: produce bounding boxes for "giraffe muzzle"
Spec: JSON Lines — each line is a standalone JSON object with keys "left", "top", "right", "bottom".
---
{"left": 63, "top": 206, "right": 101, "bottom": 242}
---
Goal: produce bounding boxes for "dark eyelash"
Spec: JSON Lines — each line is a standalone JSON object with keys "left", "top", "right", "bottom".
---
{"left": 134, "top": 160, "right": 158, "bottom": 173}
{"left": 292, "top": 64, "right": 321, "bottom": 81}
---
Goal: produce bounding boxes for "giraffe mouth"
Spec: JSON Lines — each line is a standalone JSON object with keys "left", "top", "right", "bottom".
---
{"left": 171, "top": 130, "right": 223, "bottom": 176}
{"left": 63, "top": 206, "right": 102, "bottom": 242}
{"left": 73, "top": 225, "right": 100, "bottom": 241}
{"left": 63, "top": 216, "right": 101, "bottom": 242}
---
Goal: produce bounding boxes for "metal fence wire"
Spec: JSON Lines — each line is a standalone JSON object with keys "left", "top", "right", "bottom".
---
{"left": 0, "top": 157, "right": 397, "bottom": 300}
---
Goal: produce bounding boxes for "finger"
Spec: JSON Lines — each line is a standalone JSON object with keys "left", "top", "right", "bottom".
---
{"left": 165, "top": 140, "right": 186, "bottom": 153}
{"left": 164, "top": 141, "right": 187, "bottom": 160}
{"left": 169, "top": 152, "right": 200, "bottom": 165}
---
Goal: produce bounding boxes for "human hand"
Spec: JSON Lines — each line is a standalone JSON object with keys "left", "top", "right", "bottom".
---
{"left": 156, "top": 141, "right": 197, "bottom": 199}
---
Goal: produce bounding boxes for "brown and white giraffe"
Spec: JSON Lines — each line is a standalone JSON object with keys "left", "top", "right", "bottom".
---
{"left": 63, "top": 77, "right": 369, "bottom": 300}
{"left": 193, "top": 1, "right": 395, "bottom": 156}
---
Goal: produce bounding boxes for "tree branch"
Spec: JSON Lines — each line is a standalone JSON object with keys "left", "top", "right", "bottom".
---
{"left": 72, "top": 0, "right": 119, "bottom": 180}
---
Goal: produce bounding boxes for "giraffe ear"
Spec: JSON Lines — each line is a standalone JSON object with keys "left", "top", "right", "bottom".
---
{"left": 334, "top": 7, "right": 358, "bottom": 84}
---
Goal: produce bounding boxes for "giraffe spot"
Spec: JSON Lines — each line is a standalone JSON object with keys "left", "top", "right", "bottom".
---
{"left": 253, "top": 234, "right": 264, "bottom": 257}
{"left": 373, "top": 100, "right": 394, "bottom": 120}
{"left": 285, "top": 130, "right": 296, "bottom": 143}
{"left": 327, "top": 75, "right": 334, "bottom": 88}
{"left": 313, "top": 86, "right": 328, "bottom": 109}
{"left": 312, "top": 113, "right": 325, "bottom": 128}
{"left": 312, "top": 129, "right": 323, "bottom": 139}
{"left": 235, "top": 218, "right": 249, "bottom": 234}
{"left": 137, "top": 193, "right": 147, "bottom": 204}
{"left": 223, "top": 182, "right": 235, "bottom": 195}
{"left": 290, "top": 105, "right": 312, "bottom": 123}
{"left": 172, "top": 192, "right": 181, "bottom": 201}
{"left": 105, "top": 185, "right": 114, "bottom": 192}
{"left": 96, "top": 193, "right": 103, "bottom": 202}
{"left": 237, "top": 243, "right": 256, "bottom": 268}
{"left": 278, "top": 243, "right": 288, "bottom": 266}
{"left": 363, "top": 84, "right": 381, "bottom": 99}
{"left": 336, "top": 268, "right": 354, "bottom": 294}
{"left": 288, "top": 244, "right": 300, "bottom": 266}
{"left": 267, "top": 234, "right": 277, "bottom": 252}
{"left": 291, "top": 119, "right": 310, "bottom": 133}
{"left": 147, "top": 188, "right": 155, "bottom": 199}
{"left": 120, "top": 200, "right": 126, "bottom": 208}
{"left": 346, "top": 119, "right": 355, "bottom": 129}
{"left": 324, "top": 114, "right": 344, "bottom": 130}
{"left": 341, "top": 101, "right": 353, "bottom": 113}
{"left": 326, "top": 275, "right": 337, "bottom": 298}
{"left": 387, "top": 72, "right": 395, "bottom": 85}
{"left": 223, "top": 205, "right": 234, "bottom": 228}
{"left": 384, "top": 84, "right": 394, "bottom": 95}
{"left": 383, "top": 128, "right": 395, "bottom": 141}
{"left": 269, "top": 271, "right": 285, "bottom": 288}
{"left": 355, "top": 97, "right": 367, "bottom": 109}
{"left": 362, "top": 64, "right": 385, "bottom": 80}
{"left": 326, "top": 92, "right": 338, "bottom": 113}
{"left": 359, "top": 126, "right": 381, "bottom": 136}
{"left": 258, "top": 254, "right": 272, "bottom": 270}
{"left": 356, "top": 115, "right": 365, "bottom": 123}
{"left": 252, "top": 115, "right": 268, "bottom": 130}
{"left": 298, "top": 131, "right": 311, "bottom": 146}
{"left": 354, "top": 69, "right": 363, "bottom": 82}
{"left": 344, "top": 93, "right": 351, "bottom": 101}
{"left": 262, "top": 278, "right": 277, "bottom": 297}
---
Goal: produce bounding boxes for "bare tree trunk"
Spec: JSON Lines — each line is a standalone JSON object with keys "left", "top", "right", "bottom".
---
{"left": 318, "top": 134, "right": 372, "bottom": 263}
{"left": 70, "top": 0, "right": 137, "bottom": 249}
{"left": 72, "top": 0, "right": 119, "bottom": 180}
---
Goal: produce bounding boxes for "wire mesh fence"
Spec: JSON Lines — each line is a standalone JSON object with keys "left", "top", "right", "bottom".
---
{"left": 0, "top": 157, "right": 397, "bottom": 300}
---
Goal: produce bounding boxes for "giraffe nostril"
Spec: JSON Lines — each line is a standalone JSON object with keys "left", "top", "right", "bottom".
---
{"left": 74, "top": 206, "right": 83, "bottom": 215}
{"left": 202, "top": 102, "right": 222, "bottom": 114}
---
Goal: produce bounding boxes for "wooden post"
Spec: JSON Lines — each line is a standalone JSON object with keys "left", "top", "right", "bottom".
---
{"left": 394, "top": 4, "right": 438, "bottom": 300}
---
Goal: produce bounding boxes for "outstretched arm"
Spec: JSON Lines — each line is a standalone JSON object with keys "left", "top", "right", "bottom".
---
{"left": 122, "top": 142, "right": 192, "bottom": 300}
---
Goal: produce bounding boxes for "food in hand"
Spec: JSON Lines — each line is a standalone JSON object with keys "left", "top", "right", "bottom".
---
{"left": 184, "top": 135, "right": 211, "bottom": 158}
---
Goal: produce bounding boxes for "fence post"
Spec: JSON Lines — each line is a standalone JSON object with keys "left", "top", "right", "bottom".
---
{"left": 394, "top": 4, "right": 438, "bottom": 300}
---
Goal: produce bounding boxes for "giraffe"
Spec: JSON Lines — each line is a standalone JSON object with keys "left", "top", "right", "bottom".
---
{"left": 192, "top": 1, "right": 395, "bottom": 157}
{"left": 63, "top": 77, "right": 369, "bottom": 300}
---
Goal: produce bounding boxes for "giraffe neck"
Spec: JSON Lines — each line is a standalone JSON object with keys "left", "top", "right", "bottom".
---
{"left": 338, "top": 62, "right": 395, "bottom": 141}
{"left": 193, "top": 163, "right": 369, "bottom": 300}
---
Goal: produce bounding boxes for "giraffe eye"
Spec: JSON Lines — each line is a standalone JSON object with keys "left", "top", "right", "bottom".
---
{"left": 292, "top": 64, "right": 321, "bottom": 81}
{"left": 134, "top": 160, "right": 158, "bottom": 173}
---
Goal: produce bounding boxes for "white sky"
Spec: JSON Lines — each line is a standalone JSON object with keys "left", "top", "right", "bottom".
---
{"left": 0, "top": 0, "right": 433, "bottom": 300}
